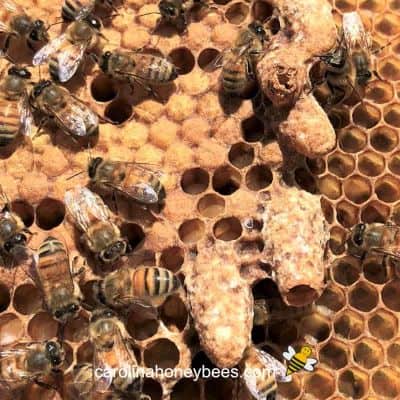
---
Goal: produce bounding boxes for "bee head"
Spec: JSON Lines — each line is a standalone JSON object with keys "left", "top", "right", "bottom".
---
{"left": 88, "top": 156, "right": 103, "bottom": 179}
{"left": 86, "top": 15, "right": 103, "bottom": 31}
{"left": 45, "top": 340, "right": 65, "bottom": 369}
{"left": 99, "top": 240, "right": 127, "bottom": 263}
{"left": 8, "top": 66, "right": 32, "bottom": 79}
{"left": 159, "top": 1, "right": 178, "bottom": 18}
{"left": 351, "top": 223, "right": 366, "bottom": 247}
{"left": 321, "top": 47, "right": 346, "bottom": 68}
{"left": 29, "top": 20, "right": 49, "bottom": 42}
{"left": 91, "top": 308, "right": 116, "bottom": 323}
{"left": 99, "top": 51, "right": 112, "bottom": 73}
{"left": 357, "top": 70, "right": 372, "bottom": 85}
{"left": 249, "top": 21, "right": 266, "bottom": 41}
{"left": 53, "top": 302, "right": 80, "bottom": 323}
{"left": 4, "top": 233, "right": 27, "bottom": 254}
{"left": 32, "top": 80, "right": 52, "bottom": 98}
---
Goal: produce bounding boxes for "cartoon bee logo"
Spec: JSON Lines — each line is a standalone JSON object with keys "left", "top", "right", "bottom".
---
{"left": 283, "top": 345, "right": 317, "bottom": 376}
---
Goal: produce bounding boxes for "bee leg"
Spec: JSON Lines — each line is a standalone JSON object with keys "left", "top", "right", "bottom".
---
{"left": 112, "top": 190, "right": 119, "bottom": 215}
{"left": 372, "top": 70, "right": 384, "bottom": 81}
{"left": 33, "top": 378, "right": 58, "bottom": 391}
{"left": 31, "top": 117, "right": 50, "bottom": 140}
{"left": 1, "top": 34, "right": 14, "bottom": 55}
{"left": 71, "top": 256, "right": 86, "bottom": 278}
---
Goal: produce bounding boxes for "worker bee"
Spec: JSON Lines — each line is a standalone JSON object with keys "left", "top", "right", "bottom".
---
{"left": 0, "top": 186, "right": 31, "bottom": 260}
{"left": 32, "top": 14, "right": 104, "bottom": 82}
{"left": 319, "top": 12, "right": 373, "bottom": 106}
{"left": 138, "top": 0, "right": 209, "bottom": 32}
{"left": 73, "top": 363, "right": 148, "bottom": 400}
{"left": 89, "top": 308, "right": 150, "bottom": 399}
{"left": 61, "top": 0, "right": 117, "bottom": 22}
{"left": 0, "top": 64, "right": 33, "bottom": 146}
{"left": 283, "top": 345, "right": 317, "bottom": 377}
{"left": 342, "top": 11, "right": 373, "bottom": 85}
{"left": 213, "top": 21, "right": 269, "bottom": 96}
{"left": 93, "top": 266, "right": 181, "bottom": 308}
{"left": 348, "top": 222, "right": 400, "bottom": 260}
{"left": 86, "top": 156, "right": 165, "bottom": 205}
{"left": 99, "top": 49, "right": 178, "bottom": 96}
{"left": 253, "top": 298, "right": 313, "bottom": 327}
{"left": 241, "top": 346, "right": 289, "bottom": 400}
{"left": 64, "top": 187, "right": 130, "bottom": 263}
{"left": 0, "top": 0, "right": 48, "bottom": 53}
{"left": 30, "top": 80, "right": 99, "bottom": 138}
{"left": 0, "top": 340, "right": 65, "bottom": 388}
{"left": 35, "top": 236, "right": 83, "bottom": 323}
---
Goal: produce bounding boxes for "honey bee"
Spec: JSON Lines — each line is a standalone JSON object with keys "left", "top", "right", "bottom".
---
{"left": 0, "top": 340, "right": 64, "bottom": 388}
{"left": 99, "top": 49, "right": 178, "bottom": 95}
{"left": 0, "top": 0, "right": 48, "bottom": 53}
{"left": 94, "top": 266, "right": 181, "bottom": 308}
{"left": 30, "top": 80, "right": 99, "bottom": 138}
{"left": 32, "top": 14, "right": 104, "bottom": 82}
{"left": 319, "top": 12, "right": 373, "bottom": 105}
{"left": 342, "top": 12, "right": 373, "bottom": 86}
{"left": 214, "top": 21, "right": 269, "bottom": 96}
{"left": 35, "top": 236, "right": 83, "bottom": 323}
{"left": 253, "top": 298, "right": 313, "bottom": 326}
{"left": 64, "top": 187, "right": 130, "bottom": 263}
{"left": 0, "top": 186, "right": 30, "bottom": 259}
{"left": 0, "top": 64, "right": 33, "bottom": 146}
{"left": 73, "top": 363, "right": 150, "bottom": 400}
{"left": 241, "top": 346, "right": 289, "bottom": 400}
{"left": 348, "top": 222, "right": 400, "bottom": 260}
{"left": 86, "top": 156, "right": 165, "bottom": 205}
{"left": 138, "top": 0, "right": 209, "bottom": 32}
{"left": 89, "top": 308, "right": 150, "bottom": 399}
{"left": 61, "top": 0, "right": 117, "bottom": 22}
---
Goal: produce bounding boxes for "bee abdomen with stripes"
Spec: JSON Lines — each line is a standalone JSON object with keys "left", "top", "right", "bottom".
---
{"left": 99, "top": 266, "right": 181, "bottom": 307}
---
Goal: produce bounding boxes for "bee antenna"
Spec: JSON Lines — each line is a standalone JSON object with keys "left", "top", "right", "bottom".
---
{"left": 136, "top": 12, "right": 162, "bottom": 18}
{"left": 87, "top": 144, "right": 93, "bottom": 162}
{"left": 0, "top": 51, "right": 17, "bottom": 65}
{"left": 102, "top": 12, "right": 120, "bottom": 20}
{"left": 372, "top": 35, "right": 400, "bottom": 55}
{"left": 66, "top": 171, "right": 85, "bottom": 180}
{"left": 46, "top": 19, "right": 65, "bottom": 30}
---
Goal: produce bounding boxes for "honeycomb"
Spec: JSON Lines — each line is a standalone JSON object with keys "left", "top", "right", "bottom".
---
{"left": 0, "top": 0, "right": 400, "bottom": 398}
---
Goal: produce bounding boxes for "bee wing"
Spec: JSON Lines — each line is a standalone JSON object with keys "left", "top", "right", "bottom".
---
{"left": 110, "top": 182, "right": 159, "bottom": 204}
{"left": 256, "top": 349, "right": 289, "bottom": 383}
{"left": 57, "top": 42, "right": 87, "bottom": 82}
{"left": 0, "top": 0, "right": 24, "bottom": 13}
{"left": 18, "top": 94, "right": 33, "bottom": 137}
{"left": 211, "top": 49, "right": 229, "bottom": 70}
{"left": 52, "top": 94, "right": 97, "bottom": 137}
{"left": 342, "top": 12, "right": 371, "bottom": 54}
{"left": 64, "top": 187, "right": 110, "bottom": 233}
{"left": 282, "top": 346, "right": 296, "bottom": 360}
{"left": 92, "top": 348, "right": 114, "bottom": 393}
{"left": 33, "top": 33, "right": 68, "bottom": 66}
{"left": 303, "top": 358, "right": 318, "bottom": 372}
{"left": 76, "top": 4, "right": 95, "bottom": 20}
{"left": 0, "top": 348, "right": 29, "bottom": 359}
{"left": 114, "top": 329, "right": 138, "bottom": 370}
{"left": 0, "top": 21, "right": 9, "bottom": 33}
